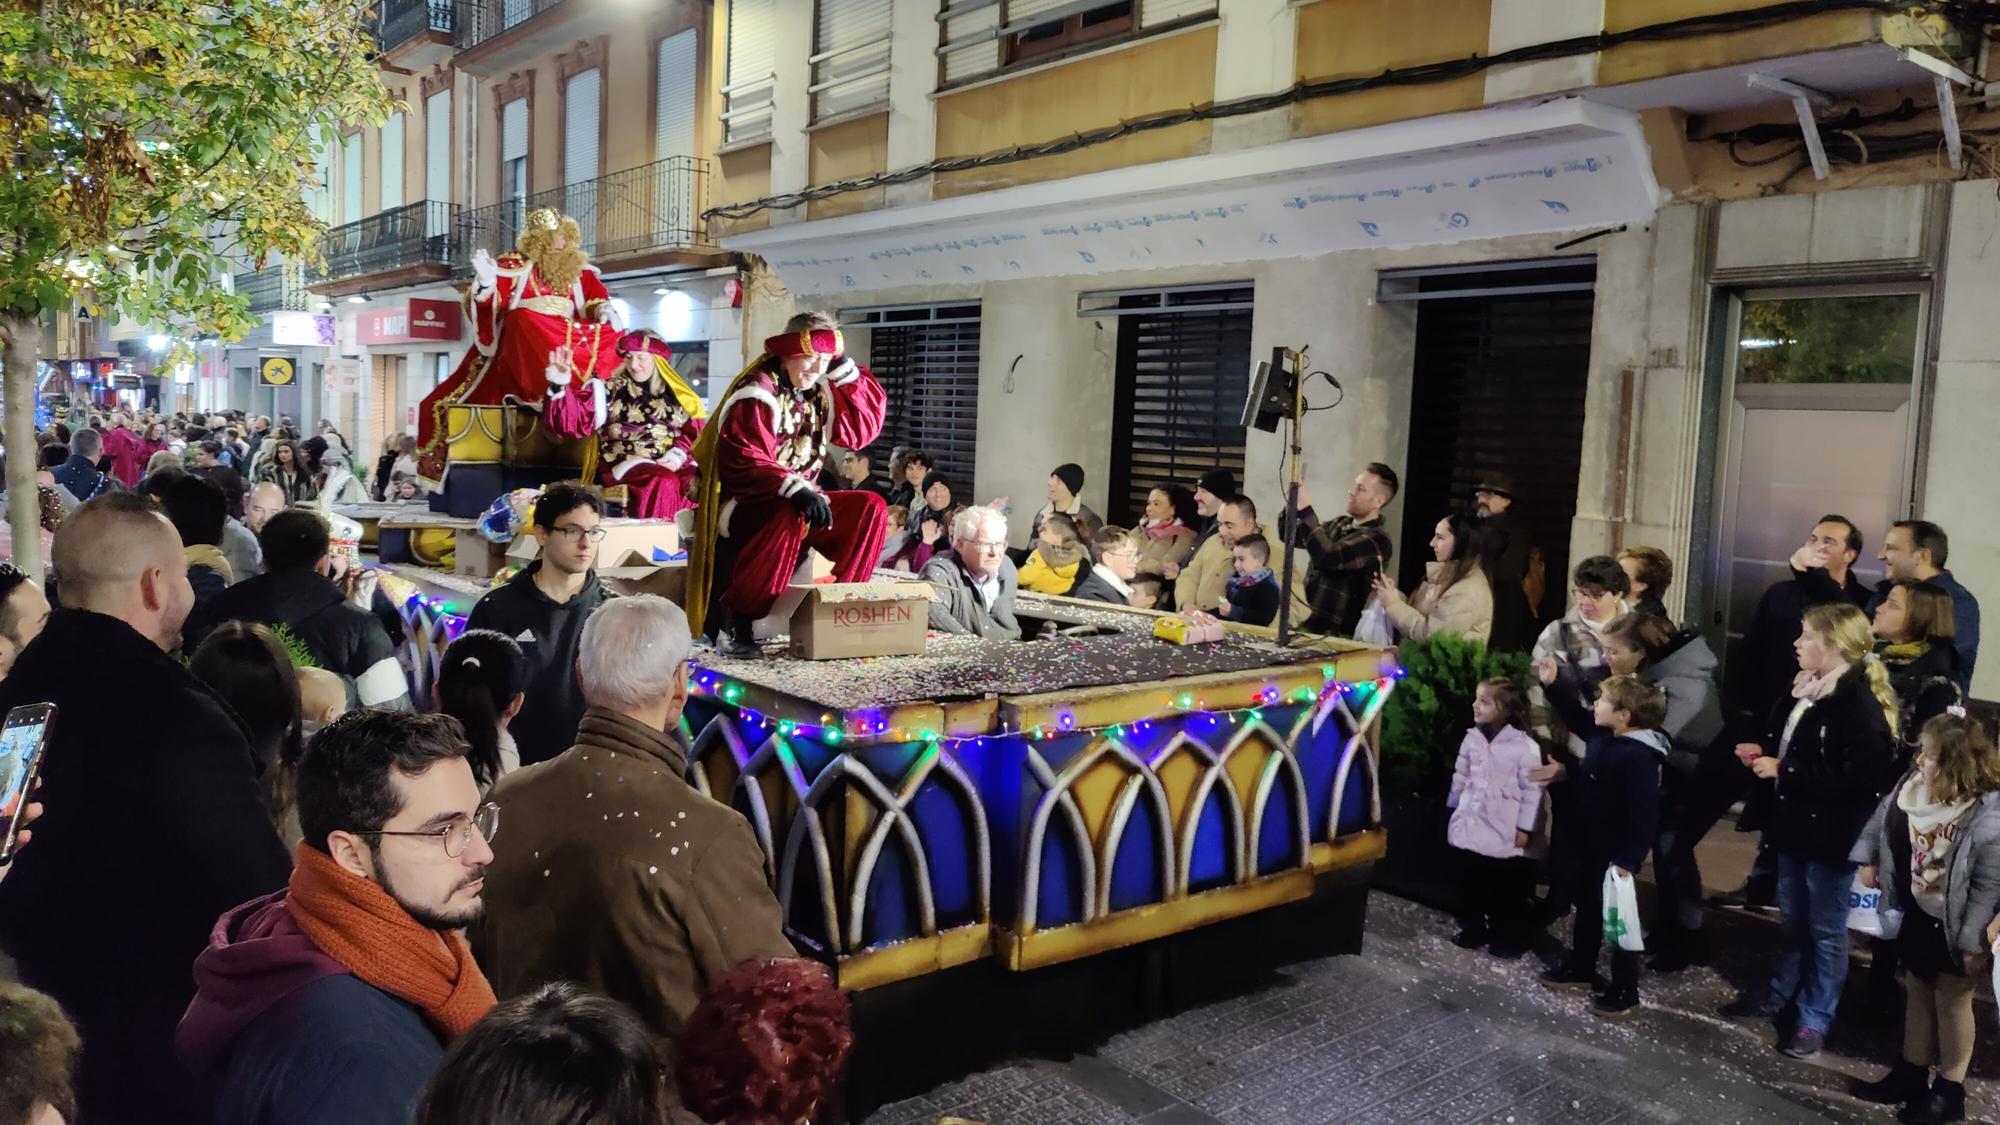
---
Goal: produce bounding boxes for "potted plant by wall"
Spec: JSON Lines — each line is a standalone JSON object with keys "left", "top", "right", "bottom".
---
{"left": 1372, "top": 633, "right": 1530, "bottom": 910}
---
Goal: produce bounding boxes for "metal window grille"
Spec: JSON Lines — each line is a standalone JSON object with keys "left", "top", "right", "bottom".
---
{"left": 844, "top": 303, "right": 982, "bottom": 492}
{"left": 724, "top": 0, "right": 778, "bottom": 144}
{"left": 1107, "top": 285, "right": 1252, "bottom": 526}
{"left": 812, "top": 0, "right": 892, "bottom": 122}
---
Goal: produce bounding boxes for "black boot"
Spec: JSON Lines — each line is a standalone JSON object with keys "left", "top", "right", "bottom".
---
{"left": 1852, "top": 1060, "right": 1930, "bottom": 1105}
{"left": 1648, "top": 927, "right": 1710, "bottom": 974}
{"left": 719, "top": 612, "right": 761, "bottom": 657}
{"left": 1899, "top": 1077, "right": 1966, "bottom": 1124}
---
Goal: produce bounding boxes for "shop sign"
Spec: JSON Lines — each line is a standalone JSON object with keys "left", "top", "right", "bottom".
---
{"left": 358, "top": 299, "right": 463, "bottom": 345}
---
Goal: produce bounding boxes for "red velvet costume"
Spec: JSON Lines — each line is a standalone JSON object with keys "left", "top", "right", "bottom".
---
{"left": 415, "top": 211, "right": 623, "bottom": 483}
{"left": 544, "top": 331, "right": 707, "bottom": 519}
{"left": 686, "top": 330, "right": 887, "bottom": 636}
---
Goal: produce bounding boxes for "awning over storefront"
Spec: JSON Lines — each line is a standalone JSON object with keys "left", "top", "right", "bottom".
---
{"left": 725, "top": 97, "right": 1661, "bottom": 295}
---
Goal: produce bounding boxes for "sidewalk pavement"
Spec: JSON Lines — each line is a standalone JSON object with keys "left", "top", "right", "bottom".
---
{"left": 865, "top": 823, "right": 2000, "bottom": 1125}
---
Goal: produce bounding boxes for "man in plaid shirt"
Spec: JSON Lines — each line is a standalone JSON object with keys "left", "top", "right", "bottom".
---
{"left": 1283, "top": 462, "right": 1398, "bottom": 637}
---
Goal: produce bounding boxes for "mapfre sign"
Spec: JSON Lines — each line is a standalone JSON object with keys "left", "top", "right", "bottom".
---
{"left": 358, "top": 298, "right": 463, "bottom": 345}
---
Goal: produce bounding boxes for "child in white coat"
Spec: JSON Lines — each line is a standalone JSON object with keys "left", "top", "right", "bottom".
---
{"left": 1446, "top": 677, "right": 1546, "bottom": 957}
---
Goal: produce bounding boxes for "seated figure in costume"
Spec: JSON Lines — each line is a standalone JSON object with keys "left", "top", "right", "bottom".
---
{"left": 415, "top": 209, "right": 624, "bottom": 483}
{"left": 543, "top": 329, "right": 707, "bottom": 520}
{"left": 687, "top": 312, "right": 887, "bottom": 655}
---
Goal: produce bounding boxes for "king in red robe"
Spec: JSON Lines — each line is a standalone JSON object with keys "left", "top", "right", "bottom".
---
{"left": 686, "top": 315, "right": 887, "bottom": 654}
{"left": 416, "top": 208, "right": 623, "bottom": 484}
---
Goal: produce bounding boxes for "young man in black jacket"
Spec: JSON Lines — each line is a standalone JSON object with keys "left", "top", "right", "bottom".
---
{"left": 466, "top": 483, "right": 611, "bottom": 766}
{"left": 1539, "top": 674, "right": 1669, "bottom": 1020}
{"left": 204, "top": 509, "right": 411, "bottom": 711}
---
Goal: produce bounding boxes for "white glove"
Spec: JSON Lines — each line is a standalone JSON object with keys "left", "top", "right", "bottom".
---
{"left": 661, "top": 447, "right": 688, "bottom": 472}
{"left": 827, "top": 356, "right": 858, "bottom": 385}
{"left": 472, "top": 248, "right": 499, "bottom": 293}
{"left": 545, "top": 362, "right": 570, "bottom": 390}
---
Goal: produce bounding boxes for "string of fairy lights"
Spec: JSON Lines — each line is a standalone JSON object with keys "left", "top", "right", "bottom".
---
{"left": 389, "top": 578, "right": 1406, "bottom": 748}
{"left": 683, "top": 663, "right": 1406, "bottom": 748}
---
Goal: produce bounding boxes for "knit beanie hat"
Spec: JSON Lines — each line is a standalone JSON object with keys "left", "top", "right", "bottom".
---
{"left": 1197, "top": 467, "right": 1236, "bottom": 498}
{"left": 1052, "top": 463, "right": 1085, "bottom": 497}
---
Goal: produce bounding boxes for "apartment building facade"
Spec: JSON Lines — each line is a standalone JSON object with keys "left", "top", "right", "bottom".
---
{"left": 704, "top": 0, "right": 2000, "bottom": 699}
{"left": 213, "top": 0, "right": 744, "bottom": 462}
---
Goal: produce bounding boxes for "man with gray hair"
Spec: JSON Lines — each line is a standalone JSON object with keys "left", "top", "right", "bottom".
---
{"left": 922, "top": 504, "right": 1021, "bottom": 639}
{"left": 52, "top": 426, "right": 115, "bottom": 501}
{"left": 470, "top": 594, "right": 793, "bottom": 1040}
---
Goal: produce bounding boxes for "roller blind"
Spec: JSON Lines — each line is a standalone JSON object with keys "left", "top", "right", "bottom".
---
{"left": 940, "top": 3, "right": 1001, "bottom": 84}
{"left": 1108, "top": 285, "right": 1253, "bottom": 526}
{"left": 563, "top": 68, "right": 600, "bottom": 185}
{"left": 501, "top": 98, "right": 528, "bottom": 163}
{"left": 1140, "top": 0, "right": 1215, "bottom": 26}
{"left": 425, "top": 90, "right": 451, "bottom": 204}
{"left": 845, "top": 303, "right": 983, "bottom": 492}
{"left": 341, "top": 132, "right": 362, "bottom": 224}
{"left": 379, "top": 113, "right": 404, "bottom": 211}
{"left": 655, "top": 29, "right": 697, "bottom": 160}
{"left": 308, "top": 125, "right": 332, "bottom": 223}
{"left": 812, "top": 0, "right": 892, "bottom": 121}
{"left": 724, "top": 0, "right": 777, "bottom": 143}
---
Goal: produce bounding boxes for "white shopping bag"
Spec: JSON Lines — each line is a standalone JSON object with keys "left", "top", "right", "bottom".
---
{"left": 1601, "top": 867, "right": 1645, "bottom": 952}
{"left": 1354, "top": 597, "right": 1394, "bottom": 646}
{"left": 1991, "top": 932, "right": 2000, "bottom": 999}
{"left": 1846, "top": 873, "right": 1904, "bottom": 940}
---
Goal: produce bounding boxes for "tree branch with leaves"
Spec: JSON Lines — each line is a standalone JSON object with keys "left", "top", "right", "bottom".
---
{"left": 0, "top": 0, "right": 391, "bottom": 574}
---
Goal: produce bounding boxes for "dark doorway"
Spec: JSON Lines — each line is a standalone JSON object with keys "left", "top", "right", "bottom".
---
{"left": 1396, "top": 260, "right": 1597, "bottom": 636}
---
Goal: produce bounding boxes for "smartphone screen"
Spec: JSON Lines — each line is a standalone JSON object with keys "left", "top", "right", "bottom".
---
{"left": 0, "top": 703, "right": 56, "bottom": 863}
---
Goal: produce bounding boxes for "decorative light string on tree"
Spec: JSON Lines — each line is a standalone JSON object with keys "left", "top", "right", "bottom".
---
{"left": 687, "top": 662, "right": 1406, "bottom": 749}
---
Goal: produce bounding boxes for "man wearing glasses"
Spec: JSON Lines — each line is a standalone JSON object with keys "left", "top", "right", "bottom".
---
{"left": 922, "top": 505, "right": 1022, "bottom": 639}
{"left": 466, "top": 483, "right": 611, "bottom": 766}
{"left": 1072, "top": 525, "right": 1144, "bottom": 607}
{"left": 180, "top": 711, "right": 499, "bottom": 1125}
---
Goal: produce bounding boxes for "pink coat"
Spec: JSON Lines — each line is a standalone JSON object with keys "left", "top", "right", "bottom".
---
{"left": 1445, "top": 724, "right": 1545, "bottom": 859}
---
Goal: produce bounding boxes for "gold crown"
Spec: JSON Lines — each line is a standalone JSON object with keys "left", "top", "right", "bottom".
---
{"left": 525, "top": 208, "right": 562, "bottom": 231}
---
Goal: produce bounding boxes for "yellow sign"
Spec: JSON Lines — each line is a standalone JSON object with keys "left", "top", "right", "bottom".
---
{"left": 260, "top": 357, "right": 296, "bottom": 386}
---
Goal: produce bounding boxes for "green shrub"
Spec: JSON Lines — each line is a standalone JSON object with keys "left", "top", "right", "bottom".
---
{"left": 1378, "top": 633, "right": 1529, "bottom": 799}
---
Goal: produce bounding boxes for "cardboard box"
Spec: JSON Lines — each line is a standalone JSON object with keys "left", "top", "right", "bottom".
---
{"left": 788, "top": 582, "right": 936, "bottom": 660}
{"left": 600, "top": 559, "right": 688, "bottom": 603}
{"left": 453, "top": 529, "right": 508, "bottom": 579}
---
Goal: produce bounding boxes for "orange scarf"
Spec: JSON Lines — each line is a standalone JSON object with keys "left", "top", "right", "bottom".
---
{"left": 284, "top": 842, "right": 496, "bottom": 1040}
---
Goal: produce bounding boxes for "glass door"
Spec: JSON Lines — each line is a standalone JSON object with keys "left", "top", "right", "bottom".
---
{"left": 1705, "top": 283, "right": 1925, "bottom": 666}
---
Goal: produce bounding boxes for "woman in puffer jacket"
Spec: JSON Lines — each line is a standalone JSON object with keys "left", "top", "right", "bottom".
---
{"left": 1850, "top": 712, "right": 2000, "bottom": 1125}
{"left": 1444, "top": 677, "right": 1544, "bottom": 959}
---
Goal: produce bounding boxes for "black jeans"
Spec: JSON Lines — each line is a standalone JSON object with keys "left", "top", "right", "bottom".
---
{"left": 1452, "top": 847, "right": 1536, "bottom": 945}
{"left": 1568, "top": 854, "right": 1642, "bottom": 994}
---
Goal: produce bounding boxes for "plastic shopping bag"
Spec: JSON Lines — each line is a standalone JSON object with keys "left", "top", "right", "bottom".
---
{"left": 1602, "top": 867, "right": 1645, "bottom": 952}
{"left": 1847, "top": 873, "right": 1904, "bottom": 940}
{"left": 1354, "top": 597, "right": 1394, "bottom": 646}
{"left": 1991, "top": 931, "right": 2000, "bottom": 999}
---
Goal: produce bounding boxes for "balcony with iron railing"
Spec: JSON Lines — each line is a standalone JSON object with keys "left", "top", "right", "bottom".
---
{"left": 232, "top": 263, "right": 313, "bottom": 315}
{"left": 377, "top": 0, "right": 453, "bottom": 57}
{"left": 307, "top": 199, "right": 464, "bottom": 293}
{"left": 454, "top": 156, "right": 714, "bottom": 274}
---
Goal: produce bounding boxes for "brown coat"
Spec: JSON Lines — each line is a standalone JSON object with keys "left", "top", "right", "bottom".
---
{"left": 470, "top": 706, "right": 795, "bottom": 1039}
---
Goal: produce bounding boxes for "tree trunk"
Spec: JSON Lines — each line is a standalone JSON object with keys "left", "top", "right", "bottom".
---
{"left": 1, "top": 316, "right": 42, "bottom": 578}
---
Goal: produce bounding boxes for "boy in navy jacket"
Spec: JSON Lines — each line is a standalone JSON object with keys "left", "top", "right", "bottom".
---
{"left": 1539, "top": 673, "right": 1669, "bottom": 1018}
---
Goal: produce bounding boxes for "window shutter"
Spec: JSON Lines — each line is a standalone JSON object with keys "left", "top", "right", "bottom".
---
{"left": 724, "top": 0, "right": 777, "bottom": 143}
{"left": 563, "top": 69, "right": 600, "bottom": 186}
{"left": 379, "top": 113, "right": 404, "bottom": 211}
{"left": 812, "top": 0, "right": 892, "bottom": 122}
{"left": 1008, "top": 0, "right": 1076, "bottom": 25}
{"left": 501, "top": 99, "right": 528, "bottom": 164}
{"left": 655, "top": 29, "right": 697, "bottom": 161}
{"left": 341, "top": 132, "right": 363, "bottom": 224}
{"left": 845, "top": 303, "right": 983, "bottom": 491}
{"left": 939, "top": 2, "right": 1001, "bottom": 84}
{"left": 308, "top": 125, "right": 332, "bottom": 223}
{"left": 1108, "top": 286, "right": 1254, "bottom": 526}
{"left": 1140, "top": 0, "right": 1215, "bottom": 27}
{"left": 425, "top": 90, "right": 451, "bottom": 204}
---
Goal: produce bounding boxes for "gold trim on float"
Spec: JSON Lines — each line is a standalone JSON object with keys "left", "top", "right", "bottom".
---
{"left": 834, "top": 923, "right": 995, "bottom": 992}
{"left": 998, "top": 867, "right": 1315, "bottom": 973}
{"left": 1309, "top": 828, "right": 1388, "bottom": 873}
